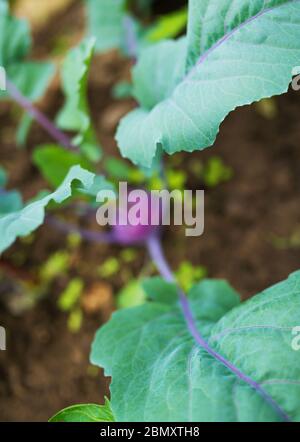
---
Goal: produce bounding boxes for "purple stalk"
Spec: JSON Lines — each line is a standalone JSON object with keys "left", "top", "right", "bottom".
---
{"left": 146, "top": 234, "right": 291, "bottom": 423}
{"left": 6, "top": 79, "right": 77, "bottom": 151}
{"left": 46, "top": 215, "right": 117, "bottom": 244}
{"left": 123, "top": 15, "right": 138, "bottom": 61}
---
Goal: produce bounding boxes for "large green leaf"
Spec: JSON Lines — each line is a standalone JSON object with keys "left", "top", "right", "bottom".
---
{"left": 91, "top": 273, "right": 300, "bottom": 422}
{"left": 57, "top": 38, "right": 101, "bottom": 162}
{"left": 0, "top": 165, "right": 95, "bottom": 254}
{"left": 116, "top": 0, "right": 300, "bottom": 167}
{"left": 186, "top": 0, "right": 288, "bottom": 69}
{"left": 0, "top": 0, "right": 54, "bottom": 101}
{"left": 49, "top": 399, "right": 115, "bottom": 422}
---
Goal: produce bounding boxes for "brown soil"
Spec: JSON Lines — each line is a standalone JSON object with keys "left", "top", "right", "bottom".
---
{"left": 1, "top": 0, "right": 300, "bottom": 422}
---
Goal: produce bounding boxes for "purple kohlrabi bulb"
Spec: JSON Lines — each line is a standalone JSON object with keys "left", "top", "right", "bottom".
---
{"left": 112, "top": 192, "right": 163, "bottom": 245}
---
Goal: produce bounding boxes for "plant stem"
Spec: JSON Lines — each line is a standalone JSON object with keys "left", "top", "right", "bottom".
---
{"left": 123, "top": 15, "right": 138, "bottom": 61}
{"left": 46, "top": 215, "right": 117, "bottom": 244}
{"left": 146, "top": 233, "right": 291, "bottom": 423}
{"left": 6, "top": 79, "right": 77, "bottom": 151}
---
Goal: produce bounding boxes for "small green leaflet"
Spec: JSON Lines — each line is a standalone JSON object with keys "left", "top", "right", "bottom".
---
{"left": 0, "top": 0, "right": 54, "bottom": 101}
{"left": 0, "top": 165, "right": 94, "bottom": 254}
{"left": 104, "top": 156, "right": 146, "bottom": 185}
{"left": 91, "top": 273, "right": 300, "bottom": 422}
{"left": 57, "top": 278, "right": 84, "bottom": 312}
{"left": 0, "top": 166, "right": 7, "bottom": 187}
{"left": 49, "top": 398, "right": 115, "bottom": 422}
{"left": 57, "top": 38, "right": 101, "bottom": 162}
{"left": 117, "top": 280, "right": 146, "bottom": 309}
{"left": 116, "top": 0, "right": 300, "bottom": 167}
{"left": 86, "top": 0, "right": 150, "bottom": 57}
{"left": 79, "top": 174, "right": 115, "bottom": 198}
{"left": 0, "top": 166, "right": 23, "bottom": 215}
{"left": 142, "top": 276, "right": 178, "bottom": 305}
{"left": 0, "top": 0, "right": 54, "bottom": 146}
{"left": 86, "top": 0, "right": 128, "bottom": 53}
{"left": 16, "top": 114, "right": 33, "bottom": 147}
{"left": 0, "top": 191, "right": 23, "bottom": 215}
{"left": 85, "top": 0, "right": 185, "bottom": 57}
{"left": 145, "top": 7, "right": 188, "bottom": 43}
{"left": 33, "top": 144, "right": 92, "bottom": 187}
{"left": 112, "top": 81, "right": 133, "bottom": 100}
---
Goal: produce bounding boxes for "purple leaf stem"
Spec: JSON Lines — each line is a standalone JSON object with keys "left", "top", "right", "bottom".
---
{"left": 6, "top": 79, "right": 77, "bottom": 151}
{"left": 123, "top": 15, "right": 138, "bottom": 61}
{"left": 46, "top": 215, "right": 117, "bottom": 244}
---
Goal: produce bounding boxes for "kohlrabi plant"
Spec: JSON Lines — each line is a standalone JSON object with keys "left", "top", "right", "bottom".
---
{"left": 1, "top": 0, "right": 300, "bottom": 423}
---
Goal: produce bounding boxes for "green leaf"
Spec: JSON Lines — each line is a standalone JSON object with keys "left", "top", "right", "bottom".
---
{"left": 166, "top": 168, "right": 187, "bottom": 190}
{"left": 0, "top": 0, "right": 54, "bottom": 101}
{"left": 91, "top": 273, "right": 300, "bottom": 422}
{"left": 112, "top": 81, "right": 133, "bottom": 100}
{"left": 142, "top": 276, "right": 178, "bottom": 305}
{"left": 117, "top": 280, "right": 146, "bottom": 309}
{"left": 79, "top": 174, "right": 115, "bottom": 198}
{"left": 146, "top": 8, "right": 188, "bottom": 43}
{"left": 16, "top": 113, "right": 33, "bottom": 147}
{"left": 0, "top": 165, "right": 95, "bottom": 254}
{"left": 176, "top": 261, "right": 207, "bottom": 292}
{"left": 202, "top": 156, "right": 233, "bottom": 188}
{"left": 185, "top": 0, "right": 287, "bottom": 70}
{"left": 132, "top": 37, "right": 187, "bottom": 111}
{"left": 49, "top": 398, "right": 115, "bottom": 422}
{"left": 98, "top": 257, "right": 120, "bottom": 278}
{"left": 0, "top": 166, "right": 23, "bottom": 214}
{"left": 0, "top": 190, "right": 23, "bottom": 215}
{"left": 104, "top": 156, "right": 133, "bottom": 181}
{"left": 68, "top": 308, "right": 83, "bottom": 333}
{"left": 104, "top": 156, "right": 145, "bottom": 184}
{"left": 86, "top": 0, "right": 127, "bottom": 53}
{"left": 57, "top": 38, "right": 101, "bottom": 162}
{"left": 58, "top": 278, "right": 84, "bottom": 312}
{"left": 0, "top": 166, "right": 7, "bottom": 187}
{"left": 86, "top": 0, "right": 182, "bottom": 56}
{"left": 7, "top": 62, "right": 55, "bottom": 101}
{"left": 33, "top": 144, "right": 92, "bottom": 187}
{"left": 116, "top": 0, "right": 300, "bottom": 167}
{"left": 116, "top": 37, "right": 187, "bottom": 166}
{"left": 40, "top": 251, "right": 70, "bottom": 282}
